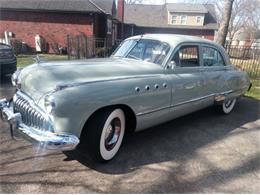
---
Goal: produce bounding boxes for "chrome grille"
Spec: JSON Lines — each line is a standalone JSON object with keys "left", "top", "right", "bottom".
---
{"left": 13, "top": 93, "right": 52, "bottom": 131}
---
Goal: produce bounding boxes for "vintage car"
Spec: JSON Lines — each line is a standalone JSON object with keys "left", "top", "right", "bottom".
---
{"left": 0, "top": 34, "right": 251, "bottom": 162}
{"left": 0, "top": 43, "right": 17, "bottom": 77}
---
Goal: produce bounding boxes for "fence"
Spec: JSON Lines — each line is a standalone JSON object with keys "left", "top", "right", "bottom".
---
{"left": 67, "top": 36, "right": 259, "bottom": 79}
{"left": 67, "top": 34, "right": 109, "bottom": 59}
{"left": 225, "top": 45, "right": 260, "bottom": 79}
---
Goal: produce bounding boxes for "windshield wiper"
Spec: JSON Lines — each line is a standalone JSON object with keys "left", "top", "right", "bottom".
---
{"left": 127, "top": 54, "right": 142, "bottom": 61}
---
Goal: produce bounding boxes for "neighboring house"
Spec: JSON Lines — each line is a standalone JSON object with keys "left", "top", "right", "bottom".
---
{"left": 0, "top": 0, "right": 124, "bottom": 53}
{"left": 228, "top": 29, "right": 260, "bottom": 47}
{"left": 124, "top": 3, "right": 218, "bottom": 40}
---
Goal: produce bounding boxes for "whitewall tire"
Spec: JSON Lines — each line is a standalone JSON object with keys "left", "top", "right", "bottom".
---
{"left": 216, "top": 98, "right": 237, "bottom": 114}
{"left": 80, "top": 108, "right": 125, "bottom": 162}
{"left": 99, "top": 109, "right": 125, "bottom": 161}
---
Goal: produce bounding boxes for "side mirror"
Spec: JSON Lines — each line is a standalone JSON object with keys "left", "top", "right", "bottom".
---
{"left": 166, "top": 61, "right": 176, "bottom": 70}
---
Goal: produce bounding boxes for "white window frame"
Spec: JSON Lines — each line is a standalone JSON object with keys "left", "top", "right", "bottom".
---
{"left": 196, "top": 16, "right": 202, "bottom": 24}
{"left": 171, "top": 15, "right": 177, "bottom": 24}
{"left": 180, "top": 15, "right": 187, "bottom": 25}
{"left": 107, "top": 19, "right": 112, "bottom": 34}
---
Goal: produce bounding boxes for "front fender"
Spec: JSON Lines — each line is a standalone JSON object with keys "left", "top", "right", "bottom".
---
{"left": 50, "top": 75, "right": 168, "bottom": 137}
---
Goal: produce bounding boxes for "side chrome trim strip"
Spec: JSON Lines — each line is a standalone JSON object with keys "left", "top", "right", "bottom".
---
{"left": 136, "top": 90, "right": 234, "bottom": 116}
{"left": 54, "top": 75, "right": 161, "bottom": 92}
{"left": 136, "top": 105, "right": 171, "bottom": 116}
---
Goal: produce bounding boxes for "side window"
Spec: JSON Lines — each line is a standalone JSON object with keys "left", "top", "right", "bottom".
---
{"left": 172, "top": 45, "right": 200, "bottom": 67}
{"left": 143, "top": 42, "right": 170, "bottom": 65}
{"left": 127, "top": 39, "right": 171, "bottom": 65}
{"left": 202, "top": 46, "right": 226, "bottom": 66}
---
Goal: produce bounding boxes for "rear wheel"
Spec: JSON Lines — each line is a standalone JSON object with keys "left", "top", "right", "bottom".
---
{"left": 80, "top": 108, "right": 125, "bottom": 162}
{"left": 216, "top": 98, "right": 237, "bottom": 114}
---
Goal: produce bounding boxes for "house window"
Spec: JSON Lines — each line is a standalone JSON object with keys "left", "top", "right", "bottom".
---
{"left": 180, "top": 15, "right": 187, "bottom": 25}
{"left": 171, "top": 15, "right": 177, "bottom": 24}
{"left": 107, "top": 19, "right": 112, "bottom": 34}
{"left": 196, "top": 16, "right": 202, "bottom": 24}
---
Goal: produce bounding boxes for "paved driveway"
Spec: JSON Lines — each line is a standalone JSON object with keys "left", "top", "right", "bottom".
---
{"left": 0, "top": 79, "right": 260, "bottom": 193}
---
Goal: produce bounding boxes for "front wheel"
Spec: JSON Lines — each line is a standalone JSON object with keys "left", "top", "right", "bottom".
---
{"left": 216, "top": 98, "right": 237, "bottom": 114}
{"left": 81, "top": 108, "right": 126, "bottom": 162}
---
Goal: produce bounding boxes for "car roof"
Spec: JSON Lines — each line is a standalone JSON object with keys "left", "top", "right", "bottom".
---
{"left": 126, "top": 34, "right": 222, "bottom": 49}
{"left": 126, "top": 34, "right": 230, "bottom": 64}
{"left": 0, "top": 43, "right": 11, "bottom": 49}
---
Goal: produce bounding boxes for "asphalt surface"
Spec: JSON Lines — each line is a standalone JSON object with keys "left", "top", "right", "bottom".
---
{"left": 0, "top": 78, "right": 260, "bottom": 193}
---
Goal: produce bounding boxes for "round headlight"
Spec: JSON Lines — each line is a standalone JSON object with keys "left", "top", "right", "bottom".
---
{"left": 11, "top": 72, "right": 18, "bottom": 86}
{"left": 44, "top": 95, "right": 56, "bottom": 114}
{"left": 13, "top": 93, "right": 18, "bottom": 103}
{"left": 11, "top": 68, "right": 22, "bottom": 87}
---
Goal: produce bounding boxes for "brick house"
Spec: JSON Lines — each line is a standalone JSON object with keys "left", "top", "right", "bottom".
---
{"left": 124, "top": 3, "right": 218, "bottom": 40}
{"left": 0, "top": 0, "right": 124, "bottom": 53}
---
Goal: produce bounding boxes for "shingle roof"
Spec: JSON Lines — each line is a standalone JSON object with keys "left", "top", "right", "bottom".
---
{"left": 92, "top": 0, "right": 114, "bottom": 14}
{"left": 124, "top": 3, "right": 218, "bottom": 30}
{"left": 0, "top": 0, "right": 114, "bottom": 14}
{"left": 125, "top": 4, "right": 167, "bottom": 28}
{"left": 167, "top": 3, "right": 208, "bottom": 13}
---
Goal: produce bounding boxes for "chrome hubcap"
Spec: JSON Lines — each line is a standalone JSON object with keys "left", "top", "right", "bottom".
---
{"left": 104, "top": 117, "right": 121, "bottom": 151}
{"left": 224, "top": 100, "right": 232, "bottom": 108}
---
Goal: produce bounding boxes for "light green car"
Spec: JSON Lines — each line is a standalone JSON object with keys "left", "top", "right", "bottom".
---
{"left": 0, "top": 34, "right": 251, "bottom": 162}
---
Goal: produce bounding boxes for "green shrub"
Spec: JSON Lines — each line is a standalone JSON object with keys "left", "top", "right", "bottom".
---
{"left": 10, "top": 39, "right": 23, "bottom": 55}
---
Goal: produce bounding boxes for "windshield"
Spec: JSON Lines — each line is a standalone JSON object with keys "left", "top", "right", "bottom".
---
{"left": 112, "top": 39, "right": 171, "bottom": 66}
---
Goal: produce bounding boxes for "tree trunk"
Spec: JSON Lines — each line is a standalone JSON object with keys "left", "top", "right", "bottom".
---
{"left": 216, "top": 0, "right": 234, "bottom": 46}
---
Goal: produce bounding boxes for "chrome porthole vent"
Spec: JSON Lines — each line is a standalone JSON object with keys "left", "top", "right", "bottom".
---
{"left": 145, "top": 85, "right": 150, "bottom": 91}
{"left": 135, "top": 87, "right": 141, "bottom": 93}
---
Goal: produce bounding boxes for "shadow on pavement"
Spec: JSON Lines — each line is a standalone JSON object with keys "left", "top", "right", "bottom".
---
{"left": 64, "top": 97, "right": 260, "bottom": 175}
{"left": 0, "top": 79, "right": 259, "bottom": 192}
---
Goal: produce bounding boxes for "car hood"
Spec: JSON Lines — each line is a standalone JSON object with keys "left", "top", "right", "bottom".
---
{"left": 19, "top": 57, "right": 163, "bottom": 102}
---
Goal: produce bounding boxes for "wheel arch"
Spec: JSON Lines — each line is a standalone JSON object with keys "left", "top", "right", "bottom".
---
{"left": 79, "top": 104, "right": 137, "bottom": 140}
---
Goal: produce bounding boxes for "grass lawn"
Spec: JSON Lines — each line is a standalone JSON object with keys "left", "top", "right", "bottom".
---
{"left": 245, "top": 80, "right": 260, "bottom": 100}
{"left": 17, "top": 54, "right": 68, "bottom": 67}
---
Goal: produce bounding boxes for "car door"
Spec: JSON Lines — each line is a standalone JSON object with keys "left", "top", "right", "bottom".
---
{"left": 129, "top": 39, "right": 172, "bottom": 130}
{"left": 166, "top": 43, "right": 207, "bottom": 118}
{"left": 200, "top": 44, "right": 228, "bottom": 99}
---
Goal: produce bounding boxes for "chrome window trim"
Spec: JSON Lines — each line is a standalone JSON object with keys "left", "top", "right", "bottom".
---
{"left": 200, "top": 44, "right": 227, "bottom": 67}
{"left": 163, "top": 42, "right": 202, "bottom": 69}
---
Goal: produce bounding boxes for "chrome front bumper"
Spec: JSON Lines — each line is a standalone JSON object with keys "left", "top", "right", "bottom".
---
{"left": 0, "top": 98, "right": 79, "bottom": 151}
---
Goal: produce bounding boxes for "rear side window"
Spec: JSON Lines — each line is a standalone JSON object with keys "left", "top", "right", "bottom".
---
{"left": 172, "top": 45, "right": 200, "bottom": 67}
{"left": 202, "top": 46, "right": 226, "bottom": 66}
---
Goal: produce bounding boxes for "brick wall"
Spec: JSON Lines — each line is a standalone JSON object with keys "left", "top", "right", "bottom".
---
{"left": 0, "top": 10, "right": 94, "bottom": 53}
{"left": 117, "top": 0, "right": 124, "bottom": 22}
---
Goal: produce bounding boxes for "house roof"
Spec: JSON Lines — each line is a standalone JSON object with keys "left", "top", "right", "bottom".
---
{"left": 124, "top": 3, "right": 218, "bottom": 30}
{"left": 0, "top": 0, "right": 114, "bottom": 14}
{"left": 166, "top": 3, "right": 208, "bottom": 13}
